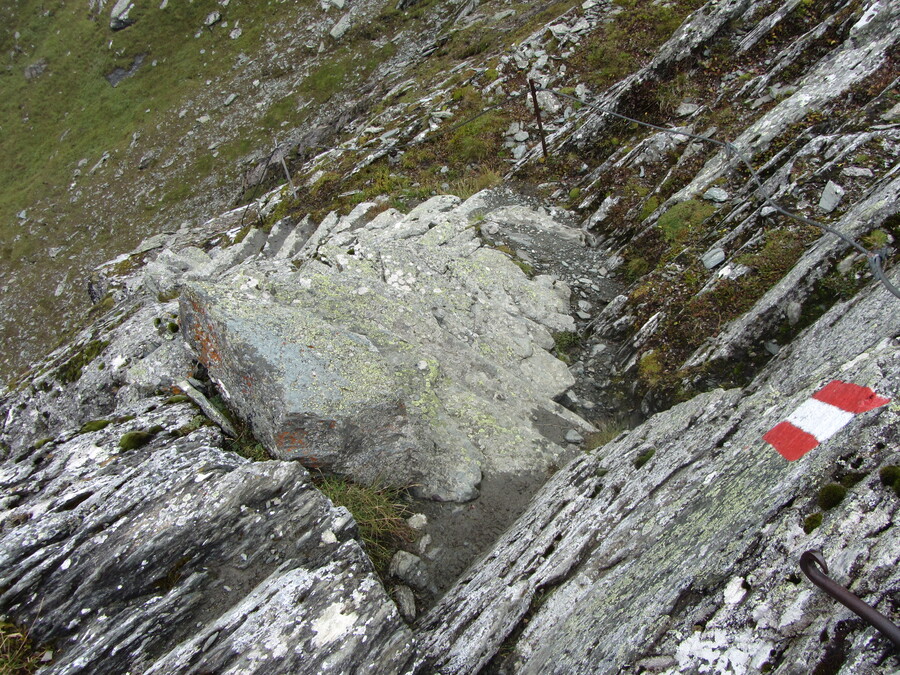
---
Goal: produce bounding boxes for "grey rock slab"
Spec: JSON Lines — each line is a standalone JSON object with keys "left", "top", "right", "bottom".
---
{"left": 389, "top": 551, "right": 430, "bottom": 591}
{"left": 675, "top": 102, "right": 699, "bottom": 116}
{"left": 841, "top": 166, "right": 874, "bottom": 178}
{"left": 0, "top": 401, "right": 414, "bottom": 673}
{"left": 818, "top": 180, "right": 845, "bottom": 213}
{"left": 180, "top": 197, "right": 591, "bottom": 502}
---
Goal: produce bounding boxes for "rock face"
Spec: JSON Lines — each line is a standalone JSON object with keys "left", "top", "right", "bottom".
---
{"left": 412, "top": 263, "right": 900, "bottom": 674}
{"left": 179, "top": 195, "right": 591, "bottom": 502}
{"left": 0, "top": 397, "right": 413, "bottom": 674}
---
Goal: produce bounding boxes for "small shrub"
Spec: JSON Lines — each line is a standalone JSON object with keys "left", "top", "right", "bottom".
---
{"left": 315, "top": 475, "right": 415, "bottom": 575}
{"left": 817, "top": 483, "right": 847, "bottom": 510}
{"left": 119, "top": 430, "right": 156, "bottom": 451}
{"left": 634, "top": 448, "right": 656, "bottom": 469}
{"left": 803, "top": 512, "right": 823, "bottom": 533}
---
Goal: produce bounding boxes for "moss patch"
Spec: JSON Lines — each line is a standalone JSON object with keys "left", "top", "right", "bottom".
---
{"left": 658, "top": 199, "right": 717, "bottom": 242}
{"left": 119, "top": 429, "right": 156, "bottom": 451}
{"left": 803, "top": 512, "right": 823, "bottom": 534}
{"left": 817, "top": 483, "right": 847, "bottom": 510}
{"left": 79, "top": 419, "right": 112, "bottom": 433}
{"left": 633, "top": 448, "right": 656, "bottom": 469}
{"left": 54, "top": 339, "right": 109, "bottom": 385}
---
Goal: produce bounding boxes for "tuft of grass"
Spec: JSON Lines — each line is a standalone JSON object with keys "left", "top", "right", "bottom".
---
{"left": 314, "top": 475, "right": 415, "bottom": 575}
{"left": 552, "top": 331, "right": 581, "bottom": 359}
{"left": 633, "top": 448, "right": 656, "bottom": 469}
{"left": 584, "top": 419, "right": 628, "bottom": 452}
{"left": 0, "top": 619, "right": 45, "bottom": 674}
{"left": 817, "top": 483, "right": 847, "bottom": 510}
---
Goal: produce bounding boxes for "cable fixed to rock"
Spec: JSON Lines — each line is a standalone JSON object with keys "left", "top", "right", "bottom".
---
{"left": 537, "top": 86, "right": 900, "bottom": 301}
{"left": 800, "top": 550, "right": 900, "bottom": 649}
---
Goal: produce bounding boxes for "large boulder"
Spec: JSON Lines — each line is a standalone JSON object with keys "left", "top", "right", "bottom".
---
{"left": 180, "top": 196, "right": 593, "bottom": 502}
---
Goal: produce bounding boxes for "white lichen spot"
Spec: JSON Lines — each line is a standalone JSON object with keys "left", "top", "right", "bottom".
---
{"left": 310, "top": 602, "right": 357, "bottom": 648}
{"left": 321, "top": 529, "right": 338, "bottom": 544}
{"left": 61, "top": 558, "right": 72, "bottom": 570}
{"left": 724, "top": 576, "right": 746, "bottom": 605}
{"left": 111, "top": 355, "right": 127, "bottom": 370}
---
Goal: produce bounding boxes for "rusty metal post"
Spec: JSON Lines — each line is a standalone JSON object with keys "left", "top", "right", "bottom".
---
{"left": 528, "top": 79, "right": 549, "bottom": 160}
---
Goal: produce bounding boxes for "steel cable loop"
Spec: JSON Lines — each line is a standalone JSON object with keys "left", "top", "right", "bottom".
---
{"left": 538, "top": 86, "right": 900, "bottom": 300}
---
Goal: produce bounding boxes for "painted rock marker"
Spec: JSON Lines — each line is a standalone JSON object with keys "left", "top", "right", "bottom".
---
{"left": 764, "top": 381, "right": 891, "bottom": 461}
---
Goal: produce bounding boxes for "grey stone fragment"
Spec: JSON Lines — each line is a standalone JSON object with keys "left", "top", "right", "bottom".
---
{"left": 675, "top": 102, "right": 699, "bottom": 116}
{"left": 841, "top": 166, "right": 873, "bottom": 178}
{"left": 818, "top": 180, "right": 845, "bottom": 212}
{"left": 24, "top": 59, "right": 47, "bottom": 81}
{"left": 701, "top": 247, "right": 726, "bottom": 269}
{"left": 565, "top": 430, "right": 584, "bottom": 444}
{"left": 391, "top": 585, "right": 417, "bottom": 622}
{"left": 177, "top": 378, "right": 237, "bottom": 437}
{"left": 703, "top": 187, "right": 729, "bottom": 203}
{"left": 204, "top": 10, "right": 221, "bottom": 26}
{"left": 389, "top": 551, "right": 430, "bottom": 591}
{"left": 407, "top": 513, "right": 428, "bottom": 530}
{"left": 330, "top": 13, "right": 351, "bottom": 39}
{"left": 109, "top": 0, "right": 135, "bottom": 29}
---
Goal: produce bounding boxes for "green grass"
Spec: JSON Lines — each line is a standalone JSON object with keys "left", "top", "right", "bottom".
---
{"left": 314, "top": 475, "right": 415, "bottom": 575}
{"left": 0, "top": 620, "right": 43, "bottom": 674}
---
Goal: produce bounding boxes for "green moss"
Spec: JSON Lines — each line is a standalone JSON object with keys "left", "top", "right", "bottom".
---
{"left": 817, "top": 483, "right": 847, "bottom": 510}
{"left": 118, "top": 430, "right": 156, "bottom": 451}
{"left": 879, "top": 465, "right": 900, "bottom": 486}
{"left": 176, "top": 414, "right": 213, "bottom": 437}
{"left": 157, "top": 289, "right": 180, "bottom": 303}
{"left": 165, "top": 394, "right": 191, "bottom": 405}
{"left": 634, "top": 448, "right": 656, "bottom": 469}
{"left": 54, "top": 339, "right": 109, "bottom": 384}
{"left": 803, "top": 512, "right": 823, "bottom": 534}
{"left": 658, "top": 199, "right": 717, "bottom": 242}
{"left": 638, "top": 350, "right": 664, "bottom": 387}
{"left": 32, "top": 437, "right": 54, "bottom": 450}
{"left": 839, "top": 472, "right": 867, "bottom": 488}
{"left": 315, "top": 474, "right": 414, "bottom": 576}
{"left": 166, "top": 322, "right": 179, "bottom": 333}
{"left": 640, "top": 196, "right": 660, "bottom": 221}
{"left": 79, "top": 419, "right": 112, "bottom": 433}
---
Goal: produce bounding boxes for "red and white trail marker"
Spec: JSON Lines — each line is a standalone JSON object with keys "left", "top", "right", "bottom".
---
{"left": 763, "top": 380, "right": 891, "bottom": 461}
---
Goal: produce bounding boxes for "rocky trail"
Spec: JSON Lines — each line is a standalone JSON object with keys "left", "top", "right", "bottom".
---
{"left": 1, "top": 0, "right": 900, "bottom": 672}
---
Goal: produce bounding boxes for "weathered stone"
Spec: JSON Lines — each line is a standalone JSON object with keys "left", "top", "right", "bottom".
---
{"left": 412, "top": 264, "right": 900, "bottom": 673}
{"left": 841, "top": 166, "right": 874, "bottom": 178}
{"left": 330, "top": 13, "right": 352, "bottom": 39}
{"left": 390, "top": 551, "right": 430, "bottom": 591}
{"left": 703, "top": 186, "right": 729, "bottom": 203}
{"left": 818, "top": 180, "right": 845, "bottom": 213}
{"left": 24, "top": 59, "right": 47, "bottom": 81}
{"left": 675, "top": 102, "right": 699, "bottom": 116}
{"left": 701, "top": 247, "right": 726, "bottom": 269}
